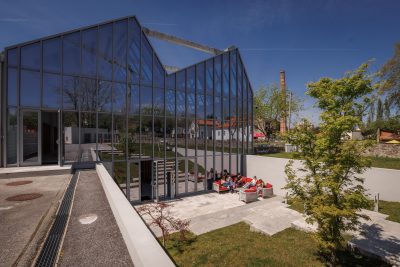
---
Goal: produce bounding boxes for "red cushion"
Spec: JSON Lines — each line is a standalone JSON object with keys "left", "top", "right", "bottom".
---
{"left": 214, "top": 180, "right": 221, "bottom": 185}
{"left": 220, "top": 186, "right": 229, "bottom": 190}
{"left": 244, "top": 188, "right": 256, "bottom": 193}
{"left": 245, "top": 178, "right": 253, "bottom": 183}
{"left": 250, "top": 186, "right": 257, "bottom": 190}
{"left": 265, "top": 183, "right": 273, "bottom": 188}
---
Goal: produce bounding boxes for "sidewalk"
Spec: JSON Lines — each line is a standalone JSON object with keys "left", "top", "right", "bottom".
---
{"left": 58, "top": 170, "right": 133, "bottom": 266}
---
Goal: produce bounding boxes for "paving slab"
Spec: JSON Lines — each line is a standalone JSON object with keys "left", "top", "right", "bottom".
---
{"left": 58, "top": 170, "right": 133, "bottom": 267}
{"left": 0, "top": 174, "right": 70, "bottom": 266}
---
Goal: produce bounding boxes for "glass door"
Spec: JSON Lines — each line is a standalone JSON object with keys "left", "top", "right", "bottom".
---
{"left": 20, "top": 110, "right": 41, "bottom": 166}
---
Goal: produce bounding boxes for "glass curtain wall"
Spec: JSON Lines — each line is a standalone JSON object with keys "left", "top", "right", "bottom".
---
{"left": 3, "top": 16, "right": 253, "bottom": 201}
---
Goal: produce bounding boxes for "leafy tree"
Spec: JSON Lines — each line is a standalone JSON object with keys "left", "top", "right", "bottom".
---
{"left": 376, "top": 97, "right": 383, "bottom": 121}
{"left": 284, "top": 64, "right": 375, "bottom": 264}
{"left": 379, "top": 42, "right": 400, "bottom": 114}
{"left": 253, "top": 84, "right": 302, "bottom": 140}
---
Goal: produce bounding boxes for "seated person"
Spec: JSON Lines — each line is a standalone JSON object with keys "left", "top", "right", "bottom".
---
{"left": 223, "top": 176, "right": 236, "bottom": 193}
{"left": 250, "top": 176, "right": 257, "bottom": 186}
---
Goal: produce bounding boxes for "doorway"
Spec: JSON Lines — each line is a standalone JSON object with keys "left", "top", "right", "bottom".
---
{"left": 42, "top": 111, "right": 59, "bottom": 165}
{"left": 140, "top": 160, "right": 153, "bottom": 201}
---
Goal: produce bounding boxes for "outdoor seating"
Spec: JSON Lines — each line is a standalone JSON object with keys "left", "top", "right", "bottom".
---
{"left": 239, "top": 189, "right": 258, "bottom": 203}
{"left": 260, "top": 183, "right": 274, "bottom": 198}
{"left": 213, "top": 180, "right": 229, "bottom": 193}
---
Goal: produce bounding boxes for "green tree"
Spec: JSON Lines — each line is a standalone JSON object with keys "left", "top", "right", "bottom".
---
{"left": 253, "top": 84, "right": 302, "bottom": 140}
{"left": 379, "top": 42, "right": 400, "bottom": 114}
{"left": 284, "top": 64, "right": 375, "bottom": 264}
{"left": 376, "top": 97, "right": 383, "bottom": 121}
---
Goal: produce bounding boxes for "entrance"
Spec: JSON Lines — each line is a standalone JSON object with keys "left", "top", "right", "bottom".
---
{"left": 20, "top": 110, "right": 40, "bottom": 166}
{"left": 140, "top": 160, "right": 153, "bottom": 201}
{"left": 42, "top": 111, "right": 59, "bottom": 165}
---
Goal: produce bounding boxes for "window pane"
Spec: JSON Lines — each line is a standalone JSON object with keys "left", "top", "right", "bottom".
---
{"left": 141, "top": 32, "right": 153, "bottom": 86}
{"left": 129, "top": 84, "right": 139, "bottom": 114}
{"left": 141, "top": 116, "right": 153, "bottom": 157}
{"left": 98, "top": 80, "right": 112, "bottom": 112}
{"left": 43, "top": 38, "right": 61, "bottom": 73}
{"left": 80, "top": 112, "right": 96, "bottom": 161}
{"left": 230, "top": 51, "right": 237, "bottom": 98}
{"left": 114, "top": 114, "right": 127, "bottom": 160}
{"left": 206, "top": 59, "right": 213, "bottom": 95}
{"left": 187, "top": 93, "right": 195, "bottom": 117}
{"left": 113, "top": 20, "right": 127, "bottom": 82}
{"left": 99, "top": 23, "right": 113, "bottom": 80}
{"left": 21, "top": 42, "right": 41, "bottom": 70}
{"left": 223, "top": 53, "right": 229, "bottom": 98}
{"left": 197, "top": 94, "right": 205, "bottom": 119}
{"left": 98, "top": 113, "right": 112, "bottom": 161}
{"left": 140, "top": 86, "right": 152, "bottom": 115}
{"left": 82, "top": 28, "right": 97, "bottom": 77}
{"left": 176, "top": 91, "right": 185, "bottom": 118}
{"left": 20, "top": 70, "right": 40, "bottom": 107}
{"left": 154, "top": 116, "right": 165, "bottom": 159}
{"left": 214, "top": 56, "right": 222, "bottom": 96}
{"left": 196, "top": 62, "right": 205, "bottom": 93}
{"left": 206, "top": 95, "right": 213, "bottom": 120}
{"left": 176, "top": 70, "right": 185, "bottom": 91}
{"left": 7, "top": 108, "right": 17, "bottom": 165}
{"left": 113, "top": 82, "right": 127, "bottom": 113}
{"left": 63, "top": 76, "right": 79, "bottom": 110}
{"left": 7, "top": 48, "right": 18, "bottom": 67}
{"left": 154, "top": 56, "right": 165, "bottom": 88}
{"left": 166, "top": 74, "right": 175, "bottom": 90}
{"left": 187, "top": 66, "right": 195, "bottom": 93}
{"left": 63, "top": 32, "right": 81, "bottom": 75}
{"left": 63, "top": 112, "right": 79, "bottom": 162}
{"left": 80, "top": 78, "right": 97, "bottom": 111}
{"left": 154, "top": 88, "right": 164, "bottom": 116}
{"left": 7, "top": 68, "right": 17, "bottom": 106}
{"left": 43, "top": 73, "right": 61, "bottom": 108}
{"left": 128, "top": 115, "right": 140, "bottom": 158}
{"left": 166, "top": 90, "right": 175, "bottom": 116}
{"left": 128, "top": 18, "right": 140, "bottom": 84}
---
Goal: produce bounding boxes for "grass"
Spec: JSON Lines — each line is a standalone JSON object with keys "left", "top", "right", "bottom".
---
{"left": 374, "top": 200, "right": 400, "bottom": 223}
{"left": 288, "top": 199, "right": 400, "bottom": 224}
{"left": 164, "top": 222, "right": 388, "bottom": 267}
{"left": 261, "top": 152, "right": 400, "bottom": 170}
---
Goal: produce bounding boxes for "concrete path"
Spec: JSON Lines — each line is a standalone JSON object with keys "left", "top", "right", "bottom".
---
{"left": 58, "top": 170, "right": 133, "bottom": 267}
{"left": 0, "top": 174, "right": 70, "bottom": 266}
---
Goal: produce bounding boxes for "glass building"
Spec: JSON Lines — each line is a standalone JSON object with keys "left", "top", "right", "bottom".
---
{"left": 0, "top": 16, "right": 253, "bottom": 202}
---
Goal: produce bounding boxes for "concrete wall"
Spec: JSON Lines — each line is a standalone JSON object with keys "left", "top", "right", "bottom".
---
{"left": 246, "top": 155, "right": 400, "bottom": 202}
{"left": 364, "top": 143, "right": 400, "bottom": 158}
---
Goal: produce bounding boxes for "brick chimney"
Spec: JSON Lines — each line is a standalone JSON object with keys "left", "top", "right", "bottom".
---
{"left": 280, "top": 70, "right": 287, "bottom": 134}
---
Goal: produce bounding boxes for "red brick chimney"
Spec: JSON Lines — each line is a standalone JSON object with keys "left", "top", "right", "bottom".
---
{"left": 280, "top": 70, "right": 287, "bottom": 134}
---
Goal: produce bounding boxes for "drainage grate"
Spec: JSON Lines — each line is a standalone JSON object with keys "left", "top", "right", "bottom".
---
{"left": 35, "top": 171, "right": 79, "bottom": 267}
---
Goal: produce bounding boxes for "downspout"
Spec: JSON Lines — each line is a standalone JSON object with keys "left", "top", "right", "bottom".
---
{"left": 0, "top": 51, "right": 4, "bottom": 167}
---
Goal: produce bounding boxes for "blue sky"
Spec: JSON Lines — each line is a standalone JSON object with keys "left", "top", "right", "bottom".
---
{"left": 1, "top": 0, "right": 399, "bottom": 124}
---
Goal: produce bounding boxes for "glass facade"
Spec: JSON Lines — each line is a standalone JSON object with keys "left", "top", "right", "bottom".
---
{"left": 2, "top": 16, "right": 253, "bottom": 202}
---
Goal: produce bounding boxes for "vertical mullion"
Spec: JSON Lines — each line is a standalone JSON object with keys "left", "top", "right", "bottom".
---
{"left": 194, "top": 65, "right": 197, "bottom": 192}
{"left": 125, "top": 21, "right": 130, "bottom": 201}
{"left": 212, "top": 58, "right": 215, "bottom": 177}
{"left": 228, "top": 52, "right": 231, "bottom": 174}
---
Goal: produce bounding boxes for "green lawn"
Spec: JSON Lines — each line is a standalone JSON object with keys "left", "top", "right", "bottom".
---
{"left": 164, "top": 222, "right": 388, "bottom": 267}
{"left": 261, "top": 152, "right": 400, "bottom": 170}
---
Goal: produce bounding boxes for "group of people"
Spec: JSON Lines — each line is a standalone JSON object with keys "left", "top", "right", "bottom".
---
{"left": 207, "top": 168, "right": 263, "bottom": 193}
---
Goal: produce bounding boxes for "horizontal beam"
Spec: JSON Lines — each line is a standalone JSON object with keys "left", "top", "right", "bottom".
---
{"left": 143, "top": 27, "right": 223, "bottom": 55}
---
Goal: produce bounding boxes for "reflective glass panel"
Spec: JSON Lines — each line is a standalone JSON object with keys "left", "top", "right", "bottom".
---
{"left": 140, "top": 32, "right": 152, "bottom": 86}
{"left": 176, "top": 71, "right": 185, "bottom": 91}
{"left": 214, "top": 56, "right": 222, "bottom": 96}
{"left": 113, "top": 82, "right": 127, "bottom": 113}
{"left": 21, "top": 42, "right": 41, "bottom": 70}
{"left": 80, "top": 78, "right": 97, "bottom": 111}
{"left": 154, "top": 88, "right": 164, "bottom": 116}
{"left": 98, "top": 23, "right": 113, "bottom": 80}
{"left": 80, "top": 112, "right": 96, "bottom": 161}
{"left": 128, "top": 115, "right": 140, "bottom": 158}
{"left": 7, "top": 108, "right": 17, "bottom": 164}
{"left": 196, "top": 62, "right": 205, "bottom": 92}
{"left": 166, "top": 74, "right": 175, "bottom": 90}
{"left": 43, "top": 38, "right": 61, "bottom": 73}
{"left": 43, "top": 73, "right": 61, "bottom": 109}
{"left": 140, "top": 86, "right": 152, "bottom": 116}
{"left": 98, "top": 80, "right": 112, "bottom": 112}
{"left": 20, "top": 70, "right": 40, "bottom": 107}
{"left": 129, "top": 84, "right": 139, "bottom": 114}
{"left": 22, "top": 111, "right": 39, "bottom": 163}
{"left": 63, "top": 112, "right": 79, "bottom": 162}
{"left": 166, "top": 90, "right": 175, "bottom": 116}
{"left": 63, "top": 32, "right": 81, "bottom": 75}
{"left": 82, "top": 28, "right": 97, "bottom": 77}
{"left": 114, "top": 114, "right": 127, "bottom": 160}
{"left": 63, "top": 76, "right": 80, "bottom": 110}
{"left": 114, "top": 20, "right": 127, "bottom": 82}
{"left": 187, "top": 67, "right": 195, "bottom": 93}
{"left": 7, "top": 48, "right": 18, "bottom": 67}
{"left": 141, "top": 116, "right": 153, "bottom": 157}
{"left": 176, "top": 91, "right": 185, "bottom": 118}
{"left": 206, "top": 59, "right": 213, "bottom": 95}
{"left": 7, "top": 67, "right": 17, "bottom": 106}
{"left": 154, "top": 57, "right": 165, "bottom": 88}
{"left": 97, "top": 113, "right": 112, "bottom": 161}
{"left": 128, "top": 18, "right": 140, "bottom": 84}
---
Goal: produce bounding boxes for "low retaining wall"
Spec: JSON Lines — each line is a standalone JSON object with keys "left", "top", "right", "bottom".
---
{"left": 96, "top": 163, "right": 175, "bottom": 267}
{"left": 246, "top": 155, "right": 400, "bottom": 202}
{"left": 364, "top": 143, "right": 400, "bottom": 158}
